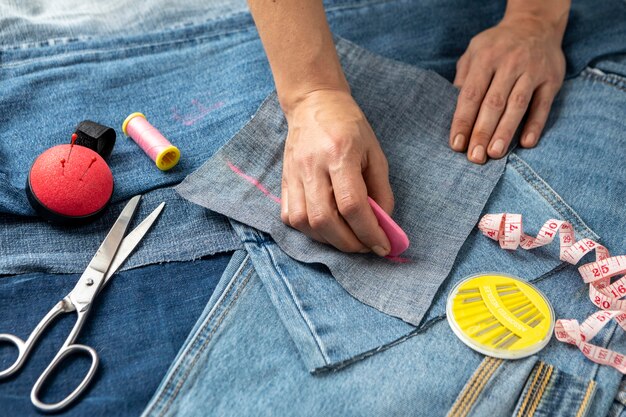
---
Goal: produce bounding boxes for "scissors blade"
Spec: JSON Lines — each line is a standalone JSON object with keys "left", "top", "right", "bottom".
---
{"left": 82, "top": 195, "right": 141, "bottom": 278}
{"left": 102, "top": 202, "right": 165, "bottom": 287}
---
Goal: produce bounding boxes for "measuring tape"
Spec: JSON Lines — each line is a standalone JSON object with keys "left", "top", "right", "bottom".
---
{"left": 478, "top": 213, "right": 626, "bottom": 373}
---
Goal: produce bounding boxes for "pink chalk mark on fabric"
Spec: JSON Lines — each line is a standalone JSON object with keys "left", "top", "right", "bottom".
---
{"left": 227, "top": 161, "right": 282, "bottom": 204}
{"left": 385, "top": 255, "right": 411, "bottom": 263}
{"left": 172, "top": 100, "right": 225, "bottom": 126}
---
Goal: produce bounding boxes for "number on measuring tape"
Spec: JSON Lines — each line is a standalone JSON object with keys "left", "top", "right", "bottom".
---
{"left": 479, "top": 213, "right": 626, "bottom": 375}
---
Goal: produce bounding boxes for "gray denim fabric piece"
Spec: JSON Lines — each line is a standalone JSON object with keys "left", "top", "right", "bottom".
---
{"left": 176, "top": 38, "right": 507, "bottom": 325}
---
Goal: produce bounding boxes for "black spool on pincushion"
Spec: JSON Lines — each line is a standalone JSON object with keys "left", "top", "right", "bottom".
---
{"left": 26, "top": 122, "right": 116, "bottom": 225}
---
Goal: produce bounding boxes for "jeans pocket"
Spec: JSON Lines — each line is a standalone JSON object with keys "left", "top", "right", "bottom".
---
{"left": 588, "top": 53, "right": 626, "bottom": 85}
{"left": 448, "top": 357, "right": 598, "bottom": 417}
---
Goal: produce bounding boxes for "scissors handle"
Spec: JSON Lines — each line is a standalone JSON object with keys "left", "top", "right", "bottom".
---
{"left": 0, "top": 301, "right": 66, "bottom": 379}
{"left": 31, "top": 343, "right": 99, "bottom": 412}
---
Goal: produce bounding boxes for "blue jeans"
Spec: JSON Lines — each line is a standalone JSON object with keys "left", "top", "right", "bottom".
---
{"left": 143, "top": 42, "right": 626, "bottom": 417}
{"left": 2, "top": 0, "right": 626, "bottom": 416}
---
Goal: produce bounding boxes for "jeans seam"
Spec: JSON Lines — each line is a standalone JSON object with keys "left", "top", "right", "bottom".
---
{"left": 447, "top": 359, "right": 490, "bottom": 417}
{"left": 447, "top": 357, "right": 504, "bottom": 417}
{"left": 508, "top": 153, "right": 600, "bottom": 242}
{"left": 313, "top": 315, "right": 444, "bottom": 374}
{"left": 156, "top": 267, "right": 254, "bottom": 417}
{"left": 582, "top": 67, "right": 626, "bottom": 93}
{"left": 515, "top": 362, "right": 547, "bottom": 417}
{"left": 461, "top": 358, "right": 504, "bottom": 417}
{"left": 263, "top": 244, "right": 332, "bottom": 365}
{"left": 144, "top": 254, "right": 252, "bottom": 417}
{"left": 575, "top": 380, "right": 597, "bottom": 417}
{"left": 2, "top": 0, "right": 398, "bottom": 57}
{"left": 525, "top": 364, "right": 554, "bottom": 417}
{"left": 3, "top": 24, "right": 257, "bottom": 69}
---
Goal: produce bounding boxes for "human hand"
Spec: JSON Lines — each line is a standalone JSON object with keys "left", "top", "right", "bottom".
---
{"left": 281, "top": 89, "right": 394, "bottom": 256}
{"left": 449, "top": 13, "right": 567, "bottom": 163}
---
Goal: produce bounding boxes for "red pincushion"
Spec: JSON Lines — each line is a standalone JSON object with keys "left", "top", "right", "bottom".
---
{"left": 28, "top": 144, "right": 113, "bottom": 219}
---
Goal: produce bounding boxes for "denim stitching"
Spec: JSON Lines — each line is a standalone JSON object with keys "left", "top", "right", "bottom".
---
{"left": 448, "top": 357, "right": 503, "bottom": 417}
{"left": 575, "top": 380, "right": 597, "bottom": 417}
{"left": 525, "top": 364, "right": 554, "bottom": 417}
{"left": 460, "top": 358, "right": 503, "bottom": 416}
{"left": 508, "top": 153, "right": 600, "bottom": 242}
{"left": 447, "top": 359, "right": 491, "bottom": 417}
{"left": 155, "top": 267, "right": 254, "bottom": 417}
{"left": 263, "top": 244, "right": 332, "bottom": 365}
{"left": 3, "top": 25, "right": 257, "bottom": 69}
{"left": 313, "top": 315, "right": 445, "bottom": 374}
{"left": 144, "top": 254, "right": 251, "bottom": 416}
{"left": 582, "top": 68, "right": 626, "bottom": 93}
{"left": 2, "top": 0, "right": 397, "bottom": 56}
{"left": 515, "top": 362, "right": 546, "bottom": 417}
{"left": 316, "top": 260, "right": 569, "bottom": 372}
{"left": 446, "top": 359, "right": 490, "bottom": 417}
{"left": 146, "top": 254, "right": 249, "bottom": 415}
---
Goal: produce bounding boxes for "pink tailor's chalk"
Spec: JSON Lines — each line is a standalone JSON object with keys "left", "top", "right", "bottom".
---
{"left": 368, "top": 197, "right": 410, "bottom": 256}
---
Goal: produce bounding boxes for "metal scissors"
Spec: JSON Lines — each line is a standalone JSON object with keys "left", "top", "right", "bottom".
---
{"left": 0, "top": 195, "right": 164, "bottom": 412}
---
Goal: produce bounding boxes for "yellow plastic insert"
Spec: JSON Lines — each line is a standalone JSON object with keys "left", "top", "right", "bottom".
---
{"left": 446, "top": 273, "right": 554, "bottom": 359}
{"left": 122, "top": 112, "right": 146, "bottom": 136}
{"left": 155, "top": 145, "right": 181, "bottom": 171}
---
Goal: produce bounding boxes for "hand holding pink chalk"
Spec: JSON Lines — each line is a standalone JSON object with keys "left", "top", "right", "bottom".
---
{"left": 367, "top": 197, "right": 409, "bottom": 256}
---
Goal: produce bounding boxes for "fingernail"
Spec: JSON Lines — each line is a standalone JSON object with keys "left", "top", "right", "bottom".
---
{"left": 372, "top": 245, "right": 389, "bottom": 257}
{"left": 471, "top": 145, "right": 485, "bottom": 163}
{"left": 452, "top": 134, "right": 465, "bottom": 150}
{"left": 491, "top": 139, "right": 505, "bottom": 156}
{"left": 523, "top": 132, "right": 536, "bottom": 147}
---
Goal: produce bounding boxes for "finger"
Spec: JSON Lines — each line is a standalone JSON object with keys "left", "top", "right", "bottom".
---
{"left": 449, "top": 65, "right": 494, "bottom": 153}
{"left": 330, "top": 161, "right": 391, "bottom": 257}
{"left": 520, "top": 83, "right": 559, "bottom": 148}
{"left": 467, "top": 70, "right": 519, "bottom": 164}
{"left": 363, "top": 147, "right": 394, "bottom": 215}
{"left": 303, "top": 168, "right": 367, "bottom": 253}
{"left": 286, "top": 172, "right": 326, "bottom": 243}
{"left": 487, "top": 75, "right": 534, "bottom": 159}
{"left": 453, "top": 53, "right": 470, "bottom": 88}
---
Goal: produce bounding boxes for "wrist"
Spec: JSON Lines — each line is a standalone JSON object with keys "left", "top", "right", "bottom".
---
{"left": 502, "top": 1, "right": 570, "bottom": 42}
{"left": 282, "top": 88, "right": 357, "bottom": 128}
{"left": 279, "top": 79, "right": 350, "bottom": 119}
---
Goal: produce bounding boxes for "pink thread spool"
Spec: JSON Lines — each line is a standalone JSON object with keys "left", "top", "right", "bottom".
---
{"left": 122, "top": 112, "right": 181, "bottom": 171}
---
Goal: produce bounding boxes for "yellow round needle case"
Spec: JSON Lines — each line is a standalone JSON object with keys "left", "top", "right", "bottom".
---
{"left": 446, "top": 273, "right": 555, "bottom": 359}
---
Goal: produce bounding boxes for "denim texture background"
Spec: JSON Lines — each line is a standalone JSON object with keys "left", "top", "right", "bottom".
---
{"left": 0, "top": 255, "right": 232, "bottom": 416}
{"left": 2, "top": 0, "right": 626, "bottom": 416}
{"left": 2, "top": 0, "right": 626, "bottom": 276}
{"left": 144, "top": 161, "right": 622, "bottom": 415}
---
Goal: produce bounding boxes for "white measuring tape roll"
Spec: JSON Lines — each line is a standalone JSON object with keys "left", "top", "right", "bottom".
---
{"left": 479, "top": 213, "right": 626, "bottom": 373}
